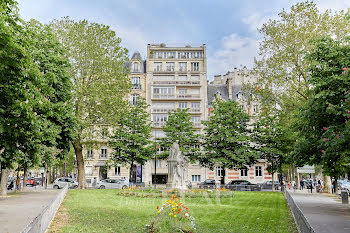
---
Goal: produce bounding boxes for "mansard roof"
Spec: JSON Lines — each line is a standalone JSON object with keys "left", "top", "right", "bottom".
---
{"left": 207, "top": 84, "right": 229, "bottom": 106}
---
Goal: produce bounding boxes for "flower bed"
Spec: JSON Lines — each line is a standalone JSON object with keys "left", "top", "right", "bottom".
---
{"left": 146, "top": 195, "right": 196, "bottom": 233}
{"left": 116, "top": 188, "right": 234, "bottom": 199}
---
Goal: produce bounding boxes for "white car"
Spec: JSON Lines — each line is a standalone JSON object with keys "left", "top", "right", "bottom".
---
{"left": 53, "top": 177, "right": 78, "bottom": 189}
{"left": 96, "top": 179, "right": 129, "bottom": 189}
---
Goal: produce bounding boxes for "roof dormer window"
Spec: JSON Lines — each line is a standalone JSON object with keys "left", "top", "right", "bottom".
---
{"left": 133, "top": 63, "right": 139, "bottom": 72}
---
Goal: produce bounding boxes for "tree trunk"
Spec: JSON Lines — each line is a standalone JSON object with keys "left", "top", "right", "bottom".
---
{"left": 74, "top": 138, "right": 86, "bottom": 189}
{"left": 296, "top": 170, "right": 300, "bottom": 190}
{"left": 323, "top": 175, "right": 332, "bottom": 193}
{"left": 0, "top": 167, "right": 8, "bottom": 197}
{"left": 271, "top": 172, "right": 275, "bottom": 192}
{"left": 129, "top": 162, "right": 134, "bottom": 185}
{"left": 334, "top": 177, "right": 338, "bottom": 194}
{"left": 23, "top": 166, "right": 27, "bottom": 191}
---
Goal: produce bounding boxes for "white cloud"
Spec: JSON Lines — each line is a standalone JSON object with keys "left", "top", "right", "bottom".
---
{"left": 242, "top": 13, "right": 274, "bottom": 34}
{"left": 207, "top": 34, "right": 260, "bottom": 80}
{"left": 316, "top": 0, "right": 350, "bottom": 12}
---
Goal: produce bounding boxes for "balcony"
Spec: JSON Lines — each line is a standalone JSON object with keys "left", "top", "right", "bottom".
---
{"left": 189, "top": 108, "right": 201, "bottom": 113}
{"left": 177, "top": 94, "right": 200, "bottom": 99}
{"left": 99, "top": 154, "right": 108, "bottom": 159}
{"left": 192, "top": 122, "right": 201, "bottom": 127}
{"left": 151, "top": 94, "right": 200, "bottom": 99}
{"left": 152, "top": 81, "right": 200, "bottom": 86}
{"left": 152, "top": 122, "right": 166, "bottom": 127}
{"left": 131, "top": 84, "right": 141, "bottom": 89}
{"left": 152, "top": 94, "right": 175, "bottom": 99}
{"left": 152, "top": 108, "right": 175, "bottom": 113}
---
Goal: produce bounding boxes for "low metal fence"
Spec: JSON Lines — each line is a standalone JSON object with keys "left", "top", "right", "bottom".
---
{"left": 21, "top": 185, "right": 68, "bottom": 233}
{"left": 284, "top": 190, "right": 316, "bottom": 233}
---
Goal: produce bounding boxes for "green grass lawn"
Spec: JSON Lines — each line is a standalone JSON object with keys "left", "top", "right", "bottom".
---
{"left": 52, "top": 189, "right": 297, "bottom": 233}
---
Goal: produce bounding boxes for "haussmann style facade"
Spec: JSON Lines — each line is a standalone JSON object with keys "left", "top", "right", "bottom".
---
{"left": 82, "top": 43, "right": 277, "bottom": 187}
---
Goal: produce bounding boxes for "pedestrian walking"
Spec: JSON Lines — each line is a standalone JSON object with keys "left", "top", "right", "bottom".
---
{"left": 331, "top": 180, "right": 336, "bottom": 193}
{"left": 16, "top": 176, "right": 20, "bottom": 191}
{"left": 300, "top": 180, "right": 304, "bottom": 190}
{"left": 288, "top": 182, "right": 291, "bottom": 190}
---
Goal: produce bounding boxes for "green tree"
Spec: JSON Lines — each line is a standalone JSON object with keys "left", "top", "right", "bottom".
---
{"left": 110, "top": 99, "right": 153, "bottom": 183}
{"left": 51, "top": 18, "right": 130, "bottom": 188}
{"left": 253, "top": 1, "right": 350, "bottom": 112}
{"left": 252, "top": 113, "right": 293, "bottom": 191}
{"left": 0, "top": 0, "right": 47, "bottom": 196}
{"left": 160, "top": 109, "right": 200, "bottom": 161}
{"left": 18, "top": 19, "right": 76, "bottom": 188}
{"left": 294, "top": 37, "right": 350, "bottom": 192}
{"left": 202, "top": 99, "right": 257, "bottom": 177}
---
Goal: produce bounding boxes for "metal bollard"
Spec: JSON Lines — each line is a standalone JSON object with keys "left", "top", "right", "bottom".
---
{"left": 341, "top": 190, "right": 349, "bottom": 204}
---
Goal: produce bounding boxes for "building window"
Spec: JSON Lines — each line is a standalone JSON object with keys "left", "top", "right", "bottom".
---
{"left": 179, "top": 102, "right": 187, "bottom": 109}
{"left": 166, "top": 62, "right": 174, "bottom": 71}
{"left": 87, "top": 148, "right": 93, "bottom": 158}
{"left": 179, "top": 62, "right": 187, "bottom": 71}
{"left": 153, "top": 87, "right": 174, "bottom": 98}
{"left": 191, "top": 62, "right": 199, "bottom": 71}
{"left": 130, "top": 94, "right": 139, "bottom": 105}
{"left": 191, "top": 116, "right": 200, "bottom": 123}
{"left": 133, "top": 63, "right": 139, "bottom": 72}
{"left": 131, "top": 77, "right": 141, "bottom": 89}
{"left": 178, "top": 88, "right": 187, "bottom": 94}
{"left": 152, "top": 159, "right": 162, "bottom": 168}
{"left": 216, "top": 167, "right": 225, "bottom": 177}
{"left": 154, "top": 62, "right": 162, "bottom": 71}
{"left": 240, "top": 168, "right": 248, "bottom": 177}
{"left": 253, "top": 105, "right": 259, "bottom": 113}
{"left": 101, "top": 148, "right": 107, "bottom": 158}
{"left": 191, "top": 102, "right": 200, "bottom": 109}
{"left": 255, "top": 166, "right": 262, "bottom": 177}
{"left": 152, "top": 114, "right": 168, "bottom": 126}
{"left": 236, "top": 92, "right": 242, "bottom": 99}
{"left": 192, "top": 175, "right": 201, "bottom": 182}
{"left": 115, "top": 166, "right": 121, "bottom": 176}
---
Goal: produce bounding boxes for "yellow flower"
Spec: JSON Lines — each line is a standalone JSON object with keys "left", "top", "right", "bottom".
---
{"left": 169, "top": 213, "right": 173, "bottom": 215}
{"left": 174, "top": 214, "right": 177, "bottom": 218}
{"left": 157, "top": 211, "right": 160, "bottom": 214}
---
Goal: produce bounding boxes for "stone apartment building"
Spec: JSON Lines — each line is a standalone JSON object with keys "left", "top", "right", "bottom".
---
{"left": 82, "top": 44, "right": 276, "bottom": 187}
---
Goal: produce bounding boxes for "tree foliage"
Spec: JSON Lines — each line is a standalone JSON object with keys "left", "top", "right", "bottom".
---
{"left": 253, "top": 1, "right": 350, "bottom": 111}
{"left": 50, "top": 17, "right": 130, "bottom": 188}
{"left": 160, "top": 109, "right": 200, "bottom": 161}
{"left": 293, "top": 37, "right": 350, "bottom": 184}
{"left": 202, "top": 99, "right": 257, "bottom": 169}
{"left": 110, "top": 99, "right": 153, "bottom": 181}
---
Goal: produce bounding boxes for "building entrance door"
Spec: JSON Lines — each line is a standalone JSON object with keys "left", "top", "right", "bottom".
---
{"left": 99, "top": 167, "right": 107, "bottom": 180}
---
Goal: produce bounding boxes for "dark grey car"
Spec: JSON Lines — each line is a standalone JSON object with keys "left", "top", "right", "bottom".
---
{"left": 226, "top": 180, "right": 261, "bottom": 191}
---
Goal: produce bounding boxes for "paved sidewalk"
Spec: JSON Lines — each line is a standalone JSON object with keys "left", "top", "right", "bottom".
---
{"left": 287, "top": 189, "right": 350, "bottom": 233}
{"left": 0, "top": 187, "right": 59, "bottom": 233}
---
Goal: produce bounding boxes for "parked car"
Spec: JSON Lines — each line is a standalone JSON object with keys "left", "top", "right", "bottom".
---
{"left": 226, "top": 180, "right": 261, "bottom": 191}
{"left": 96, "top": 179, "right": 129, "bottom": 189}
{"left": 25, "top": 178, "right": 37, "bottom": 186}
{"left": 199, "top": 179, "right": 216, "bottom": 189}
{"left": 259, "top": 181, "right": 281, "bottom": 190}
{"left": 53, "top": 177, "right": 78, "bottom": 189}
{"left": 338, "top": 180, "right": 350, "bottom": 192}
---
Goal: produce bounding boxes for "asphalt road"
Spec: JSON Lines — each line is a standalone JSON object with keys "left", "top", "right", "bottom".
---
{"left": 0, "top": 186, "right": 59, "bottom": 233}
{"left": 288, "top": 190, "right": 350, "bottom": 233}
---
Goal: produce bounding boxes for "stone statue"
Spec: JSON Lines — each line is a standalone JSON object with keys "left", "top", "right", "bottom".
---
{"left": 167, "top": 142, "right": 189, "bottom": 190}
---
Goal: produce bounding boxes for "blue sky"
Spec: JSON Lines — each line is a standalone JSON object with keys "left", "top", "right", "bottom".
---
{"left": 17, "top": 0, "right": 350, "bottom": 80}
